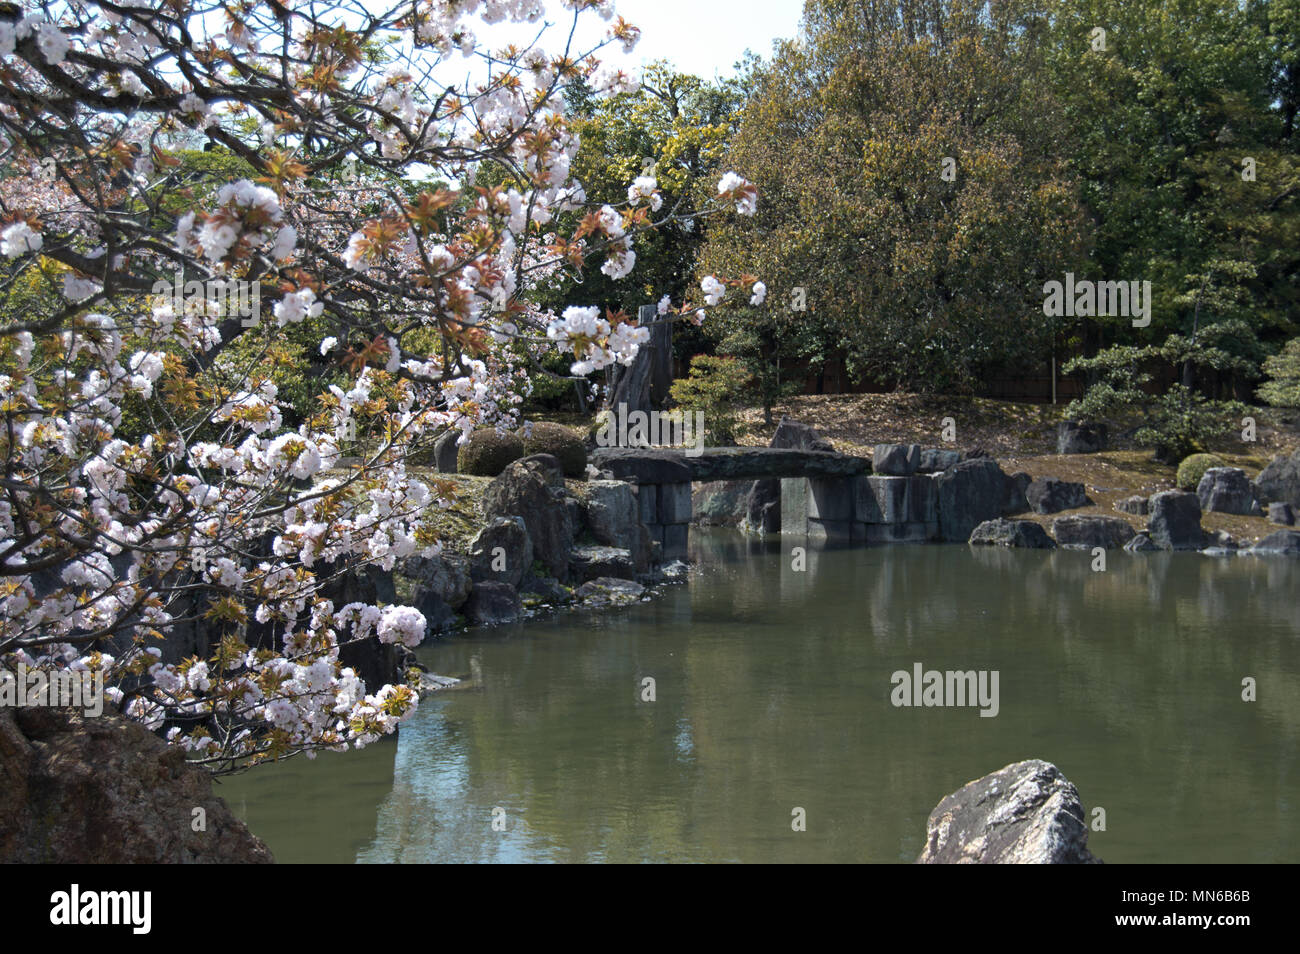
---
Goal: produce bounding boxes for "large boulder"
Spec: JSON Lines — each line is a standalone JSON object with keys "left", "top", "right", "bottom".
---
{"left": 1052, "top": 515, "right": 1136, "bottom": 550}
{"left": 583, "top": 480, "right": 654, "bottom": 571}
{"left": 483, "top": 456, "right": 575, "bottom": 581}
{"left": 403, "top": 552, "right": 472, "bottom": 610}
{"left": 1196, "top": 467, "right": 1260, "bottom": 516}
{"left": 936, "top": 459, "right": 1009, "bottom": 542}
{"left": 1003, "top": 471, "right": 1032, "bottom": 515}
{"left": 1253, "top": 448, "right": 1300, "bottom": 508}
{"left": 1268, "top": 502, "right": 1295, "bottom": 526}
{"left": 1147, "top": 490, "right": 1205, "bottom": 551}
{"left": 919, "top": 448, "right": 962, "bottom": 474}
{"left": 968, "top": 518, "right": 1056, "bottom": 549}
{"left": 469, "top": 516, "right": 532, "bottom": 587}
{"left": 568, "top": 544, "right": 636, "bottom": 582}
{"left": 0, "top": 708, "right": 272, "bottom": 863}
{"left": 1056, "top": 420, "right": 1107, "bottom": 454}
{"left": 916, "top": 760, "right": 1101, "bottom": 864}
{"left": 873, "top": 443, "right": 921, "bottom": 477}
{"left": 770, "top": 418, "right": 835, "bottom": 453}
{"left": 1026, "top": 477, "right": 1090, "bottom": 514}
{"left": 1250, "top": 530, "right": 1300, "bottom": 555}
{"left": 463, "top": 581, "right": 522, "bottom": 625}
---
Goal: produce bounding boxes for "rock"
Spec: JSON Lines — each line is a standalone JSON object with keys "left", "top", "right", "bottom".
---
{"left": 1202, "top": 529, "right": 1239, "bottom": 554}
{"left": 483, "top": 456, "right": 575, "bottom": 581}
{"left": 1026, "top": 477, "right": 1090, "bottom": 514}
{"left": 873, "top": 443, "right": 921, "bottom": 476}
{"left": 1003, "top": 471, "right": 1032, "bottom": 515}
{"left": 463, "top": 581, "right": 522, "bottom": 625}
{"left": 1250, "top": 530, "right": 1300, "bottom": 555}
{"left": 575, "top": 577, "right": 646, "bottom": 606}
{"left": 1124, "top": 533, "right": 1159, "bottom": 552}
{"left": 1115, "top": 495, "right": 1150, "bottom": 516}
{"left": 1254, "top": 448, "right": 1300, "bottom": 509}
{"left": 919, "top": 448, "right": 962, "bottom": 474}
{"left": 692, "top": 480, "right": 749, "bottom": 526}
{"left": 916, "top": 760, "right": 1100, "bottom": 864}
{"left": 583, "top": 480, "right": 655, "bottom": 571}
{"left": 771, "top": 418, "right": 835, "bottom": 453}
{"left": 0, "top": 708, "right": 272, "bottom": 863}
{"left": 433, "top": 429, "right": 460, "bottom": 473}
{"left": 1268, "top": 502, "right": 1295, "bottom": 525}
{"left": 519, "top": 573, "right": 572, "bottom": 605}
{"left": 1196, "top": 467, "right": 1260, "bottom": 516}
{"left": 469, "top": 516, "right": 532, "bottom": 587}
{"left": 1148, "top": 491, "right": 1205, "bottom": 551}
{"left": 568, "top": 544, "right": 636, "bottom": 582}
{"left": 968, "top": 518, "right": 1056, "bottom": 549}
{"left": 418, "top": 672, "right": 462, "bottom": 691}
{"left": 1057, "top": 420, "right": 1107, "bottom": 455}
{"left": 654, "top": 560, "right": 690, "bottom": 583}
{"left": 936, "top": 458, "right": 1009, "bottom": 543}
{"left": 408, "top": 586, "right": 460, "bottom": 635}
{"left": 403, "top": 553, "right": 472, "bottom": 610}
{"left": 743, "top": 479, "right": 781, "bottom": 532}
{"left": 1052, "top": 515, "right": 1136, "bottom": 550}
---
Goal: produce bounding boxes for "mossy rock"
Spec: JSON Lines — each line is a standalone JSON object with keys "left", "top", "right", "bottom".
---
{"left": 1176, "top": 453, "right": 1226, "bottom": 491}
{"left": 521, "top": 421, "right": 587, "bottom": 477}
{"left": 458, "top": 429, "right": 525, "bottom": 476}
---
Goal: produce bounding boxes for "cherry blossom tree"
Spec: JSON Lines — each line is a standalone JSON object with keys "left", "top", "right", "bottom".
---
{"left": 0, "top": 0, "right": 758, "bottom": 772}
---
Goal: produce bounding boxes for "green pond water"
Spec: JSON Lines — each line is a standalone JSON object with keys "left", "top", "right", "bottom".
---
{"left": 220, "top": 530, "right": 1300, "bottom": 863}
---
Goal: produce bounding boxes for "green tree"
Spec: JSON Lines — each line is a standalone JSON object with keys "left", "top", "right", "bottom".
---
{"left": 698, "top": 0, "right": 1088, "bottom": 396}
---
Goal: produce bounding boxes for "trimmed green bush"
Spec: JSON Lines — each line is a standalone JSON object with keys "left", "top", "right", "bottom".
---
{"left": 458, "top": 429, "right": 525, "bottom": 476}
{"left": 521, "top": 421, "right": 587, "bottom": 477}
{"left": 1176, "top": 453, "right": 1226, "bottom": 491}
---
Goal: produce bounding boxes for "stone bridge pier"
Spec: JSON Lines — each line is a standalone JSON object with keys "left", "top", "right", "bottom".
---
{"left": 592, "top": 444, "right": 1020, "bottom": 558}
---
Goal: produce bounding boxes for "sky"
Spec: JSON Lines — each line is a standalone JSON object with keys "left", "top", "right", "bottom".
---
{"left": 608, "top": 0, "right": 806, "bottom": 79}
{"left": 457, "top": 0, "right": 808, "bottom": 81}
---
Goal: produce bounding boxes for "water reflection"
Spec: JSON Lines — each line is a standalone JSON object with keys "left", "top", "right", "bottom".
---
{"left": 223, "top": 532, "right": 1300, "bottom": 863}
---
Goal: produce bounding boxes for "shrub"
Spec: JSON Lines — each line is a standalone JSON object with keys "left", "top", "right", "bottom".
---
{"left": 521, "top": 421, "right": 587, "bottom": 477}
{"left": 1176, "top": 453, "right": 1226, "bottom": 491}
{"left": 668, "top": 354, "right": 753, "bottom": 445}
{"left": 458, "top": 429, "right": 525, "bottom": 476}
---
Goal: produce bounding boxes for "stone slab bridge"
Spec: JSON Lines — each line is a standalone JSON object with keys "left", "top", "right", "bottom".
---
{"left": 590, "top": 445, "right": 1006, "bottom": 560}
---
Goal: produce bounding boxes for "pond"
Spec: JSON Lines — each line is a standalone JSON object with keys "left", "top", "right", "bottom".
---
{"left": 219, "top": 530, "right": 1300, "bottom": 863}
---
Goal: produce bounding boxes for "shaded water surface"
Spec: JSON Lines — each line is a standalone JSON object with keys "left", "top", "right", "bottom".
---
{"left": 222, "top": 531, "right": 1300, "bottom": 863}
